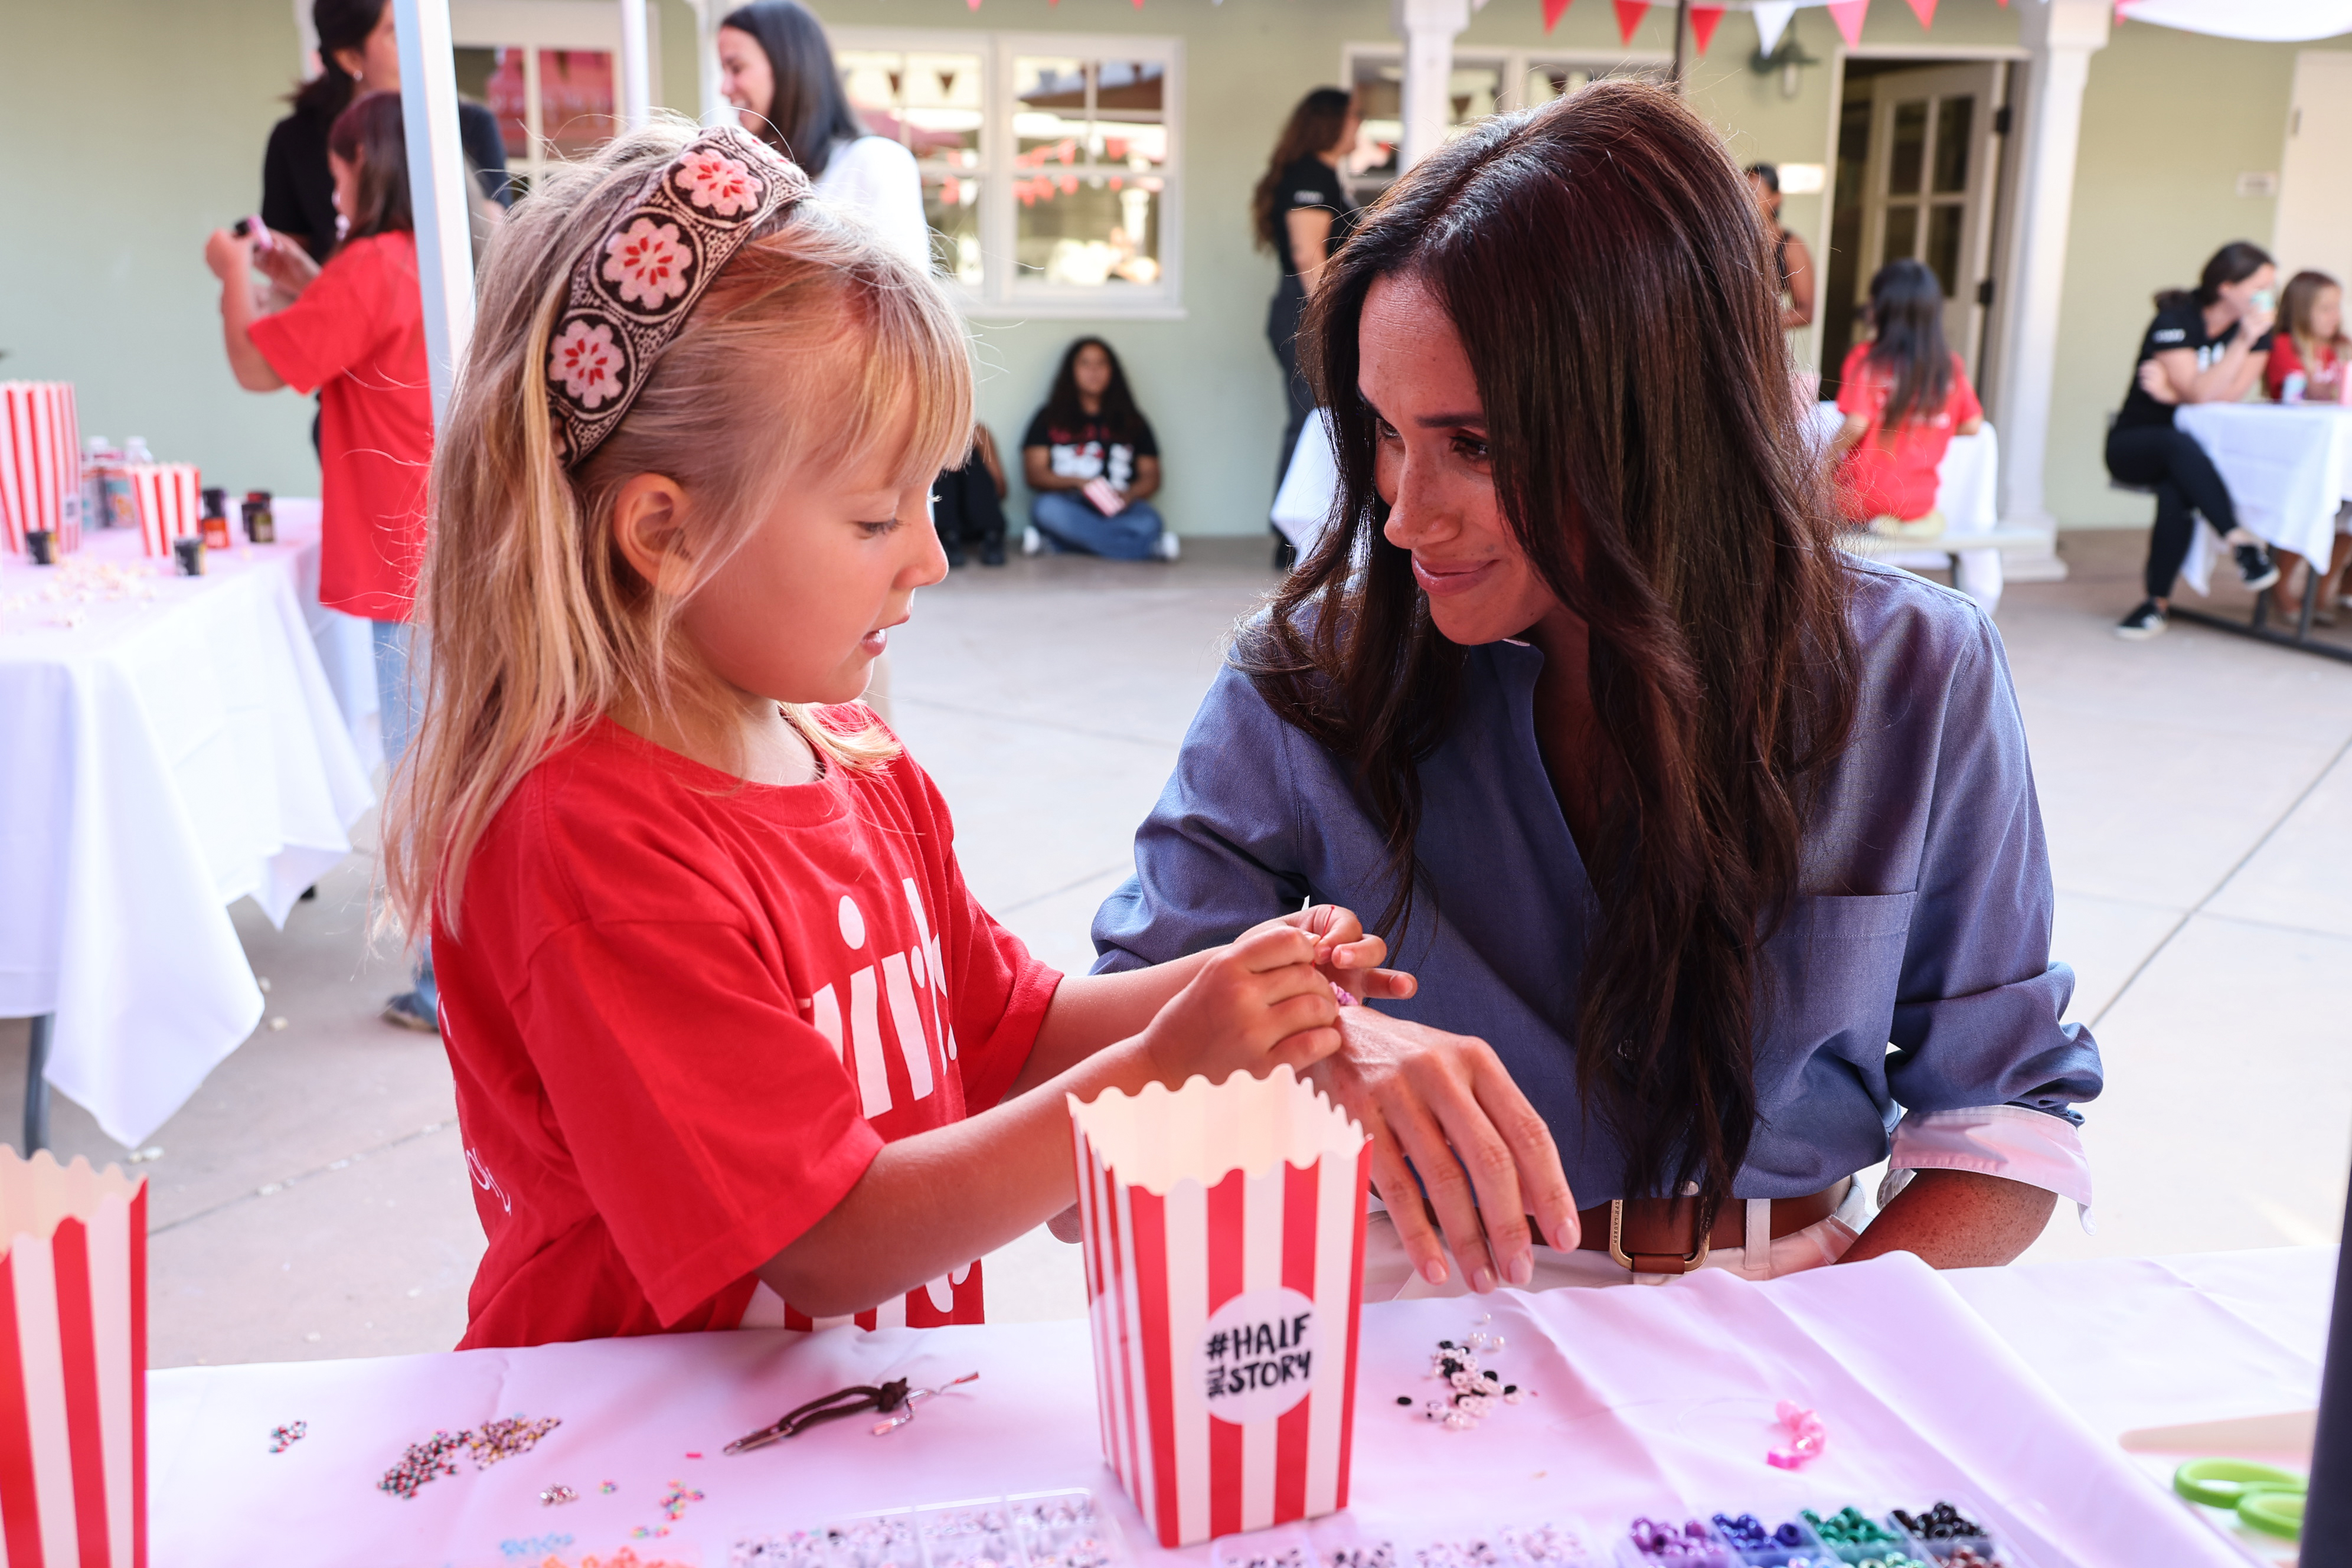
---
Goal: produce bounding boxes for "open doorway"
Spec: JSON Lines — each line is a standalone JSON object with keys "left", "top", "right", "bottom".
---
{"left": 1821, "top": 56, "right": 2017, "bottom": 406}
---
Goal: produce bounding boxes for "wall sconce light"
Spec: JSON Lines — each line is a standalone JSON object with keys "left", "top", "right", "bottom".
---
{"left": 1749, "top": 34, "right": 1820, "bottom": 99}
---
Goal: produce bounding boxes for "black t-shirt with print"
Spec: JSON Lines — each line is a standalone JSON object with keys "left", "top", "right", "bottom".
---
{"left": 1271, "top": 155, "right": 1357, "bottom": 275}
{"left": 1022, "top": 409, "right": 1159, "bottom": 494}
{"left": 2115, "top": 298, "right": 2276, "bottom": 431}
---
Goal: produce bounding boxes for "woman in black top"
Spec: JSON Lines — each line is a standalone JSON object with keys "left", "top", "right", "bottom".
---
{"left": 262, "top": 0, "right": 510, "bottom": 263}
{"left": 1253, "top": 88, "right": 1361, "bottom": 508}
{"left": 2107, "top": 241, "right": 2279, "bottom": 640}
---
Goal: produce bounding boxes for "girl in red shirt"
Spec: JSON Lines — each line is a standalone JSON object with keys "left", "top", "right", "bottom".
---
{"left": 206, "top": 90, "right": 439, "bottom": 1029}
{"left": 2263, "top": 270, "right": 2351, "bottom": 617}
{"left": 378, "top": 125, "right": 1416, "bottom": 1349}
{"left": 1828, "top": 259, "right": 1982, "bottom": 537}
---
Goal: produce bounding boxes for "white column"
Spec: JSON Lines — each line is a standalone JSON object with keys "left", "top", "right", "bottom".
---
{"left": 1991, "top": 0, "right": 2110, "bottom": 574}
{"left": 1392, "top": 0, "right": 1482, "bottom": 171}
{"left": 684, "top": 0, "right": 730, "bottom": 127}
{"left": 393, "top": 0, "right": 477, "bottom": 429}
{"left": 619, "top": 0, "right": 654, "bottom": 130}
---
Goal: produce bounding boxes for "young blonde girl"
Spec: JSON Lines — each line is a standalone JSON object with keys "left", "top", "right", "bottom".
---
{"left": 384, "top": 122, "right": 1408, "bottom": 1348}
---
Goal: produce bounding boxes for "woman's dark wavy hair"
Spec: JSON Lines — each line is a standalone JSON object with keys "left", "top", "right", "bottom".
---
{"left": 328, "top": 91, "right": 413, "bottom": 241}
{"left": 2155, "top": 240, "right": 2273, "bottom": 313}
{"left": 1862, "top": 259, "right": 1953, "bottom": 429}
{"left": 293, "top": 0, "right": 386, "bottom": 120}
{"left": 1042, "top": 337, "right": 1146, "bottom": 443}
{"left": 721, "top": 0, "right": 867, "bottom": 179}
{"left": 1239, "top": 80, "right": 1858, "bottom": 1220}
{"left": 1253, "top": 89, "right": 1355, "bottom": 254}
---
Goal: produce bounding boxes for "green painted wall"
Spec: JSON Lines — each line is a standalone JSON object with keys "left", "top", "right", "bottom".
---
{"left": 4, "top": 0, "right": 2340, "bottom": 535}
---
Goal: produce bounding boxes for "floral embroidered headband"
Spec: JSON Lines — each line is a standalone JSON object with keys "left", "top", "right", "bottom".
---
{"left": 545, "top": 128, "right": 809, "bottom": 466}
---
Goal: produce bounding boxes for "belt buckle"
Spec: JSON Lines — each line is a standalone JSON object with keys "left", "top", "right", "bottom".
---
{"left": 1608, "top": 1198, "right": 1711, "bottom": 1275}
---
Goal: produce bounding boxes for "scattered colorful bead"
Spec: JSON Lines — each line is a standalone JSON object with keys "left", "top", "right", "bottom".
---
{"left": 377, "top": 1430, "right": 465, "bottom": 1500}
{"left": 466, "top": 1414, "right": 563, "bottom": 1469}
{"left": 1767, "top": 1400, "right": 1827, "bottom": 1470}
{"left": 541, "top": 1484, "right": 579, "bottom": 1506}
{"left": 267, "top": 1420, "right": 307, "bottom": 1454}
{"left": 1626, "top": 1518, "right": 1718, "bottom": 1561}
{"left": 375, "top": 1413, "right": 563, "bottom": 1500}
{"left": 1416, "top": 1324, "right": 1528, "bottom": 1430}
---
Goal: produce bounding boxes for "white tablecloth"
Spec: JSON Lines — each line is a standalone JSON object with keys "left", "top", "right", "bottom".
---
{"left": 148, "top": 1248, "right": 2332, "bottom": 1568}
{"left": 1270, "top": 409, "right": 1338, "bottom": 554}
{"left": 0, "top": 518, "right": 374, "bottom": 1146}
{"left": 2174, "top": 403, "right": 2352, "bottom": 597}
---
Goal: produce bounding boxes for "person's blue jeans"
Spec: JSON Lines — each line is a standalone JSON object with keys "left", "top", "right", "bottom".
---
{"left": 1031, "top": 491, "right": 1167, "bottom": 560}
{"left": 370, "top": 619, "right": 435, "bottom": 1012}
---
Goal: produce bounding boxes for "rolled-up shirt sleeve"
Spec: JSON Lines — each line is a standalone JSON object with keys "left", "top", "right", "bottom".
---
{"left": 1883, "top": 607, "right": 2103, "bottom": 1219}
{"left": 1093, "top": 665, "right": 1312, "bottom": 972}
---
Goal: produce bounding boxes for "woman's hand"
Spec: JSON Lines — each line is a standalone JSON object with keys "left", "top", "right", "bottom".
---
{"left": 2137, "top": 357, "right": 2183, "bottom": 406}
{"left": 1308, "top": 1008, "right": 1578, "bottom": 1292}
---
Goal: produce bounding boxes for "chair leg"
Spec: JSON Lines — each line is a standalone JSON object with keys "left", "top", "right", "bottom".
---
{"left": 23, "top": 1014, "right": 53, "bottom": 1156}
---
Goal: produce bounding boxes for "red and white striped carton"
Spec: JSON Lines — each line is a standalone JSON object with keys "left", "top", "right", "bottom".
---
{"left": 127, "top": 464, "right": 201, "bottom": 558}
{"left": 1069, "top": 1065, "right": 1370, "bottom": 1549}
{"left": 0, "top": 383, "right": 84, "bottom": 555}
{"left": 0, "top": 1151, "right": 147, "bottom": 1567}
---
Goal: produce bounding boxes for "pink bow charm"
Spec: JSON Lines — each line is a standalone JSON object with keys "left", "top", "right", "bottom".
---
{"left": 1766, "top": 1399, "right": 1826, "bottom": 1469}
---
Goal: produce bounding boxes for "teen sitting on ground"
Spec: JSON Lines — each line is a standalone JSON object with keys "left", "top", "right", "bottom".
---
{"left": 1826, "top": 260, "right": 1981, "bottom": 540}
{"left": 1021, "top": 338, "right": 1176, "bottom": 562}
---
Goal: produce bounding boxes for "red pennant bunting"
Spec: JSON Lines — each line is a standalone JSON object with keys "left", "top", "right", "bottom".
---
{"left": 1613, "top": 0, "right": 1649, "bottom": 44}
{"left": 1827, "top": 0, "right": 1868, "bottom": 44}
{"left": 1906, "top": 0, "right": 1937, "bottom": 24}
{"left": 1543, "top": 0, "right": 1573, "bottom": 30}
{"left": 1690, "top": 5, "right": 1725, "bottom": 51}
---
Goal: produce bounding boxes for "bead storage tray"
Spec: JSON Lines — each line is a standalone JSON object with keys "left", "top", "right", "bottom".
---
{"left": 1698, "top": 1510, "right": 1840, "bottom": 1567}
{"left": 732, "top": 1489, "right": 1126, "bottom": 1568}
{"left": 1206, "top": 1518, "right": 1604, "bottom": 1568}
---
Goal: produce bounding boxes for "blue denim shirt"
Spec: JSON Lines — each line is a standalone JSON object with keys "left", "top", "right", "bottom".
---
{"left": 1092, "top": 561, "right": 2103, "bottom": 1202}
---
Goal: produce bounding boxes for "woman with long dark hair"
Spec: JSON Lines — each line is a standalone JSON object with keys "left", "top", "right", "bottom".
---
{"left": 1255, "top": 88, "right": 1361, "bottom": 500}
{"left": 261, "top": 0, "right": 508, "bottom": 263}
{"left": 2107, "top": 240, "right": 2279, "bottom": 639}
{"left": 718, "top": 1, "right": 928, "bottom": 269}
{"left": 1095, "top": 82, "right": 2099, "bottom": 1292}
{"left": 1827, "top": 259, "right": 1982, "bottom": 535}
{"left": 1020, "top": 337, "right": 1171, "bottom": 561}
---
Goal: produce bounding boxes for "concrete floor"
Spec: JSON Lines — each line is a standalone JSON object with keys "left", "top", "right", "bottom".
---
{"left": 2, "top": 525, "right": 2347, "bottom": 1367}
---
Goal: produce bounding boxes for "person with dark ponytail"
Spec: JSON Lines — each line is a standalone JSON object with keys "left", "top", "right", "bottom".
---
{"left": 1095, "top": 82, "right": 2099, "bottom": 1294}
{"left": 2107, "top": 240, "right": 2280, "bottom": 640}
{"left": 1254, "top": 88, "right": 1361, "bottom": 501}
{"left": 261, "top": 0, "right": 509, "bottom": 263}
{"left": 1827, "top": 259, "right": 1982, "bottom": 535}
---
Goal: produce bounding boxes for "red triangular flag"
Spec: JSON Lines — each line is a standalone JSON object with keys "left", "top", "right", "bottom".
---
{"left": 1906, "top": 0, "right": 1937, "bottom": 24}
{"left": 1543, "top": 0, "right": 1573, "bottom": 30}
{"left": 1690, "top": 5, "right": 1725, "bottom": 51}
{"left": 1827, "top": 0, "right": 1868, "bottom": 44}
{"left": 1613, "top": 0, "right": 1648, "bottom": 44}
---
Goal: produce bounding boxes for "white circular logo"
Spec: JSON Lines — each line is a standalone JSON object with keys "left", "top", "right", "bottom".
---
{"left": 1195, "top": 1286, "right": 1318, "bottom": 1426}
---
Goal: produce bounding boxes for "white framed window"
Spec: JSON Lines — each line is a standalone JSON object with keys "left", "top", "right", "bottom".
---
{"left": 450, "top": 1, "right": 662, "bottom": 195}
{"left": 834, "top": 28, "right": 1184, "bottom": 319}
{"left": 1340, "top": 43, "right": 1670, "bottom": 205}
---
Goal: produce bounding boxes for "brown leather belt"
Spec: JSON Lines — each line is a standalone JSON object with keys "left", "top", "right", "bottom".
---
{"left": 1573, "top": 1180, "right": 1848, "bottom": 1275}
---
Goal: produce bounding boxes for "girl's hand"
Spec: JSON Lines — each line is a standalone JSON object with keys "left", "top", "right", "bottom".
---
{"left": 203, "top": 228, "right": 255, "bottom": 283}
{"left": 1254, "top": 904, "right": 1417, "bottom": 1004}
{"left": 252, "top": 231, "right": 321, "bottom": 298}
{"left": 1139, "top": 925, "right": 1343, "bottom": 1086}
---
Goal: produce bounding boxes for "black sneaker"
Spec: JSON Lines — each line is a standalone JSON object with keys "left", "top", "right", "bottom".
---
{"left": 381, "top": 990, "right": 439, "bottom": 1033}
{"left": 978, "top": 536, "right": 1007, "bottom": 567}
{"left": 2115, "top": 599, "right": 2168, "bottom": 641}
{"left": 2235, "top": 542, "right": 2281, "bottom": 591}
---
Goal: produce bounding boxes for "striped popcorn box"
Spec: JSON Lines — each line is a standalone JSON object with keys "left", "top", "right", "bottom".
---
{"left": 0, "top": 1151, "right": 148, "bottom": 1567}
{"left": 1069, "top": 1065, "right": 1369, "bottom": 1549}
{"left": 128, "top": 464, "right": 201, "bottom": 558}
{"left": 0, "top": 383, "right": 84, "bottom": 555}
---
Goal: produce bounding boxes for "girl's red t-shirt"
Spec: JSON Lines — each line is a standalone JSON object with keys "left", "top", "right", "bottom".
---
{"left": 1833, "top": 345, "right": 1982, "bottom": 525}
{"left": 431, "top": 713, "right": 1061, "bottom": 1350}
{"left": 2265, "top": 334, "right": 2346, "bottom": 401}
{"left": 246, "top": 230, "right": 432, "bottom": 620}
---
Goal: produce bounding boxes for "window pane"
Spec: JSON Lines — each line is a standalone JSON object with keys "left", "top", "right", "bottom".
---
{"left": 1447, "top": 64, "right": 1502, "bottom": 133}
{"left": 1887, "top": 99, "right": 1927, "bottom": 196}
{"left": 1015, "top": 55, "right": 1088, "bottom": 158}
{"left": 1525, "top": 65, "right": 1593, "bottom": 107}
{"left": 1351, "top": 60, "right": 1402, "bottom": 181}
{"left": 538, "top": 50, "right": 613, "bottom": 159}
{"left": 1096, "top": 60, "right": 1163, "bottom": 116}
{"left": 1017, "top": 175, "right": 1162, "bottom": 288}
{"left": 1883, "top": 204, "right": 1919, "bottom": 267}
{"left": 840, "top": 50, "right": 984, "bottom": 161}
{"left": 925, "top": 174, "right": 984, "bottom": 288}
{"left": 1925, "top": 203, "right": 1964, "bottom": 296}
{"left": 1931, "top": 96, "right": 1973, "bottom": 194}
{"left": 463, "top": 46, "right": 530, "bottom": 159}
